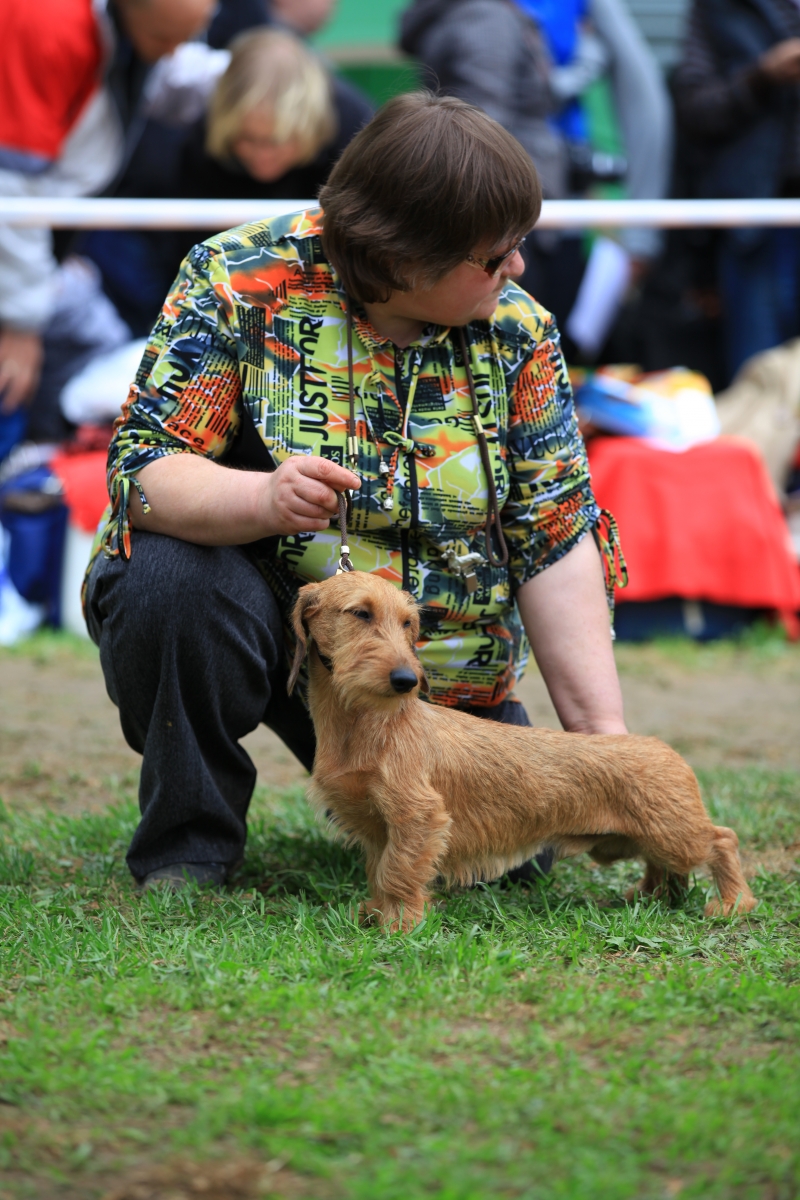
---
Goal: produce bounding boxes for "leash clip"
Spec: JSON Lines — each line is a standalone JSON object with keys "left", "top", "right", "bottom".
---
{"left": 335, "top": 491, "right": 355, "bottom": 574}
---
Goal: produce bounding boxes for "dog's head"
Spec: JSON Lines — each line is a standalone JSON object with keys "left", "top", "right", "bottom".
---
{"left": 287, "top": 571, "right": 430, "bottom": 707}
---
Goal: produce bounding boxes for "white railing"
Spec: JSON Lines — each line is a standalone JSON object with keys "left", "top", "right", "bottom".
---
{"left": 1, "top": 197, "right": 800, "bottom": 229}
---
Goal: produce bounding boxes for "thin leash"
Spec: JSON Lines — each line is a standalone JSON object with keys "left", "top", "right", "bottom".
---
{"left": 334, "top": 301, "right": 359, "bottom": 576}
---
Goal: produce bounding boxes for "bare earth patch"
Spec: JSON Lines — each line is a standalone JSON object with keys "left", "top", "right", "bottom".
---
{"left": 516, "top": 639, "right": 800, "bottom": 771}
{"left": 100, "top": 1157, "right": 311, "bottom": 1200}
{"left": 2, "top": 635, "right": 799, "bottom": 817}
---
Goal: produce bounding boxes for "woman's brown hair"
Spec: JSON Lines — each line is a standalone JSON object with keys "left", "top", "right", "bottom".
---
{"left": 318, "top": 92, "right": 541, "bottom": 303}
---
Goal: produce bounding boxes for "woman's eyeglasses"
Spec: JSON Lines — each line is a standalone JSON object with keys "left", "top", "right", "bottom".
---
{"left": 465, "top": 237, "right": 526, "bottom": 277}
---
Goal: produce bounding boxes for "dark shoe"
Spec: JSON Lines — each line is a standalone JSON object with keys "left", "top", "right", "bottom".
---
{"left": 502, "top": 847, "right": 555, "bottom": 886}
{"left": 139, "top": 862, "right": 227, "bottom": 892}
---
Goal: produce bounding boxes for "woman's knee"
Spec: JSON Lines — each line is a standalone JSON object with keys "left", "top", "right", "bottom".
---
{"left": 90, "top": 531, "right": 279, "bottom": 658}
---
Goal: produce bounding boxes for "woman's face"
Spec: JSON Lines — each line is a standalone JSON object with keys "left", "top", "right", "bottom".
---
{"left": 390, "top": 241, "right": 527, "bottom": 328}
{"left": 232, "top": 109, "right": 305, "bottom": 183}
{"left": 361, "top": 239, "right": 528, "bottom": 347}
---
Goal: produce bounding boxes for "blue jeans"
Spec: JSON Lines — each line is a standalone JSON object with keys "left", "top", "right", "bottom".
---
{"left": 719, "top": 227, "right": 800, "bottom": 381}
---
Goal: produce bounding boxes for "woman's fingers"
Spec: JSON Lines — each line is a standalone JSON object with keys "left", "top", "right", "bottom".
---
{"left": 292, "top": 480, "right": 339, "bottom": 513}
{"left": 296, "top": 454, "right": 361, "bottom": 494}
{"left": 277, "top": 456, "right": 360, "bottom": 514}
{"left": 265, "top": 454, "right": 361, "bottom": 533}
{"left": 285, "top": 496, "right": 333, "bottom": 520}
{"left": 275, "top": 474, "right": 337, "bottom": 515}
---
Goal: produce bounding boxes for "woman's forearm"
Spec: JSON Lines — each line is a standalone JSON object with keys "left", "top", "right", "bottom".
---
{"left": 516, "top": 533, "right": 626, "bottom": 734}
{"left": 128, "top": 452, "right": 360, "bottom": 544}
{"left": 129, "top": 454, "right": 271, "bottom": 543}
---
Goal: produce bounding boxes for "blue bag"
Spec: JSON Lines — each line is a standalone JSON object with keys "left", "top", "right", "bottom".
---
{"left": 0, "top": 465, "right": 68, "bottom": 627}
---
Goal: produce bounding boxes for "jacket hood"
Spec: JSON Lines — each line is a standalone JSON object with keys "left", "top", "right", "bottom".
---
{"left": 399, "top": 0, "right": 463, "bottom": 55}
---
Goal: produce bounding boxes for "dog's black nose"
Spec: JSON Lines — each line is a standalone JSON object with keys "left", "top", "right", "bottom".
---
{"left": 389, "top": 667, "right": 418, "bottom": 694}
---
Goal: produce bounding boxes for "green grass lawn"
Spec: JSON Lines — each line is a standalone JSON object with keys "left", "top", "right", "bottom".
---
{"left": 0, "top": 764, "right": 799, "bottom": 1198}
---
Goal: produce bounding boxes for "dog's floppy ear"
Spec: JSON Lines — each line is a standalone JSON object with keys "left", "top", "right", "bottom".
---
{"left": 287, "top": 584, "right": 322, "bottom": 695}
{"left": 409, "top": 604, "right": 429, "bottom": 694}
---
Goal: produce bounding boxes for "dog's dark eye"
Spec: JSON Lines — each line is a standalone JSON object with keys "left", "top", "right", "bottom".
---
{"left": 403, "top": 619, "right": 411, "bottom": 628}
{"left": 351, "top": 609, "right": 371, "bottom": 622}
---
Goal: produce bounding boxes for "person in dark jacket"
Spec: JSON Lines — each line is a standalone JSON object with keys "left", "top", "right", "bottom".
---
{"left": 400, "top": 0, "right": 583, "bottom": 326}
{"left": 400, "top": 0, "right": 566, "bottom": 198}
{"left": 673, "top": 0, "right": 800, "bottom": 377}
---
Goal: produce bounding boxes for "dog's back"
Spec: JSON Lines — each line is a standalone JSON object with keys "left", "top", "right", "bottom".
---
{"left": 410, "top": 702, "right": 710, "bottom": 883}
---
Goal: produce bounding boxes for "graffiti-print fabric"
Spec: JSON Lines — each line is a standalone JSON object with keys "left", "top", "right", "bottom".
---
{"left": 93, "top": 208, "right": 611, "bottom": 707}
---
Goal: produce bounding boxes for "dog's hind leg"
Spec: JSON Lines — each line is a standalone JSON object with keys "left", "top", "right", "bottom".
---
{"left": 362, "top": 784, "right": 451, "bottom": 932}
{"left": 587, "top": 835, "right": 687, "bottom": 907}
{"left": 704, "top": 826, "right": 757, "bottom": 916}
{"left": 625, "top": 861, "right": 689, "bottom": 906}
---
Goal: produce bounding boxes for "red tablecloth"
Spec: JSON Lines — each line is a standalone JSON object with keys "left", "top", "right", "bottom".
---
{"left": 51, "top": 450, "right": 108, "bottom": 535}
{"left": 588, "top": 435, "right": 800, "bottom": 610}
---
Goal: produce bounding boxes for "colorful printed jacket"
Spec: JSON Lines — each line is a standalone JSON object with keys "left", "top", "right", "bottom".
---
{"left": 93, "top": 208, "right": 624, "bottom": 707}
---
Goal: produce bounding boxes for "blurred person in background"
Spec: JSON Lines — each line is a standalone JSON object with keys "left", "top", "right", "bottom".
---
{"left": 80, "top": 28, "right": 373, "bottom": 338}
{"left": 673, "top": 0, "right": 800, "bottom": 379}
{"left": 0, "top": 0, "right": 226, "bottom": 445}
{"left": 268, "top": 0, "right": 336, "bottom": 35}
{"left": 588, "top": 0, "right": 672, "bottom": 271}
{"left": 208, "top": 0, "right": 337, "bottom": 46}
{"left": 185, "top": 27, "right": 372, "bottom": 202}
{"left": 399, "top": 0, "right": 671, "bottom": 344}
{"left": 546, "top": 0, "right": 673, "bottom": 361}
{"left": 400, "top": 0, "right": 567, "bottom": 201}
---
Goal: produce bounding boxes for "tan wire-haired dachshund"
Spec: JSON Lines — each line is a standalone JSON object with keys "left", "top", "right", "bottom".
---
{"left": 287, "top": 571, "right": 756, "bottom": 932}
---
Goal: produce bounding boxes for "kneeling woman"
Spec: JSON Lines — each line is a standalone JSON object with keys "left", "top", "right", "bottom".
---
{"left": 85, "top": 93, "right": 627, "bottom": 889}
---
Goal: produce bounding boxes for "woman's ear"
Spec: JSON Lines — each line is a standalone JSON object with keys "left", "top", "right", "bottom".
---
{"left": 287, "top": 584, "right": 321, "bottom": 695}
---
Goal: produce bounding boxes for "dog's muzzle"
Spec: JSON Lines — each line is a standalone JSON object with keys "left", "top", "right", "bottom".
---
{"left": 389, "top": 667, "right": 419, "bottom": 694}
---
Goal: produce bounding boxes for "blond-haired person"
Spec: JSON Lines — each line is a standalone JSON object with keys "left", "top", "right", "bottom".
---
{"left": 178, "top": 29, "right": 372, "bottom": 197}
{"left": 81, "top": 27, "right": 373, "bottom": 335}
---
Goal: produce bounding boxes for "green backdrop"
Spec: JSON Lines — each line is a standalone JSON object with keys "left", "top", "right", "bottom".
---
{"left": 312, "top": 0, "right": 408, "bottom": 48}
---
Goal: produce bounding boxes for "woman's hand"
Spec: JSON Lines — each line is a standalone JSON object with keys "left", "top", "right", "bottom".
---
{"left": 256, "top": 454, "right": 361, "bottom": 535}
{"left": 130, "top": 452, "right": 360, "bottom": 544}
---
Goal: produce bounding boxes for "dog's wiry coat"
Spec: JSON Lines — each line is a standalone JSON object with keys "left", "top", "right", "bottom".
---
{"left": 289, "top": 572, "right": 757, "bottom": 931}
